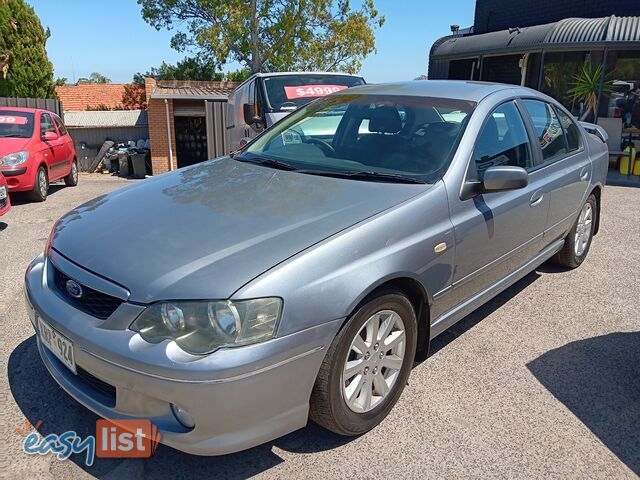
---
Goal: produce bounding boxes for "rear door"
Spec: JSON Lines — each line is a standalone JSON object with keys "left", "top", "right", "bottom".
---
{"left": 520, "top": 99, "right": 590, "bottom": 242}
{"left": 445, "top": 100, "right": 549, "bottom": 311}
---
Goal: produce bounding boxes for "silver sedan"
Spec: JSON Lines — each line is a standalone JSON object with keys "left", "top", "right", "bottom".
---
{"left": 25, "top": 81, "right": 608, "bottom": 455}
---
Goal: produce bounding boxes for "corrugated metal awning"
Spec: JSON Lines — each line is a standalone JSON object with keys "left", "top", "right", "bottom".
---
{"left": 432, "top": 15, "right": 640, "bottom": 59}
{"left": 150, "top": 82, "right": 237, "bottom": 100}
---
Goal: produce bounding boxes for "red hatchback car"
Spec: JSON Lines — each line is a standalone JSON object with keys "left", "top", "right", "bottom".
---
{"left": 0, "top": 107, "right": 78, "bottom": 201}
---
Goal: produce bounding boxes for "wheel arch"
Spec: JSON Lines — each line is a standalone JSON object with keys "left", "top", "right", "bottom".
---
{"left": 345, "top": 275, "right": 432, "bottom": 361}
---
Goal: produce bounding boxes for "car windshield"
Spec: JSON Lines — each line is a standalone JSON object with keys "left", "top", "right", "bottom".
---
{"left": 263, "top": 75, "right": 365, "bottom": 112}
{"left": 241, "top": 94, "right": 475, "bottom": 183}
{"left": 0, "top": 110, "right": 35, "bottom": 138}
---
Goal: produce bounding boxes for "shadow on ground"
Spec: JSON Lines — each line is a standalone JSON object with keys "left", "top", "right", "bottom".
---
{"left": 9, "top": 183, "right": 66, "bottom": 206}
{"left": 527, "top": 331, "right": 640, "bottom": 476}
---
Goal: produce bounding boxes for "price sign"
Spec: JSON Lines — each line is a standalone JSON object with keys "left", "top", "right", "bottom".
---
{"left": 284, "top": 85, "right": 349, "bottom": 99}
{"left": 0, "top": 115, "right": 28, "bottom": 125}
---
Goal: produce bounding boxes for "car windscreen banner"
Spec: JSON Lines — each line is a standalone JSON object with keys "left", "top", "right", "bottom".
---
{"left": 0, "top": 115, "right": 28, "bottom": 125}
{"left": 284, "top": 85, "right": 349, "bottom": 99}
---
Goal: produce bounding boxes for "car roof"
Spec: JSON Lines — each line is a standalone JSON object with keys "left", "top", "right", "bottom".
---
{"left": 335, "top": 80, "right": 535, "bottom": 103}
{"left": 0, "top": 106, "right": 56, "bottom": 115}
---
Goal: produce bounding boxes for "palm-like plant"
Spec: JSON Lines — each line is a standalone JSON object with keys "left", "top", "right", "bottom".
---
{"left": 567, "top": 61, "right": 613, "bottom": 120}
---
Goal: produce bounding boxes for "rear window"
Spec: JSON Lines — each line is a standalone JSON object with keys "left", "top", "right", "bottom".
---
{"left": 0, "top": 110, "right": 35, "bottom": 139}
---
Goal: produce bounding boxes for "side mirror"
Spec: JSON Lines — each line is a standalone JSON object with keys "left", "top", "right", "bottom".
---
{"left": 243, "top": 103, "right": 261, "bottom": 126}
{"left": 482, "top": 166, "right": 528, "bottom": 192}
{"left": 42, "top": 131, "right": 58, "bottom": 142}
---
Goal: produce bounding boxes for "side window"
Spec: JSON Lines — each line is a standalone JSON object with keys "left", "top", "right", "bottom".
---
{"left": 554, "top": 107, "right": 581, "bottom": 152}
{"left": 52, "top": 114, "right": 68, "bottom": 136}
{"left": 522, "top": 99, "right": 567, "bottom": 162}
{"left": 473, "top": 101, "right": 533, "bottom": 180}
{"left": 40, "top": 113, "right": 56, "bottom": 136}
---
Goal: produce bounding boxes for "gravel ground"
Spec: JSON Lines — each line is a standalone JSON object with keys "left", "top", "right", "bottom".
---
{"left": 0, "top": 174, "right": 638, "bottom": 479}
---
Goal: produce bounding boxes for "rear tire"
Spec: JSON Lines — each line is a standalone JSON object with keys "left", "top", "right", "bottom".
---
{"left": 29, "top": 166, "right": 48, "bottom": 202}
{"left": 554, "top": 194, "right": 597, "bottom": 268}
{"left": 309, "top": 290, "right": 417, "bottom": 436}
{"left": 64, "top": 160, "right": 78, "bottom": 187}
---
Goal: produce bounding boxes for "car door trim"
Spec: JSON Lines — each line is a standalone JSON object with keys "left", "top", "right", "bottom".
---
{"left": 430, "top": 238, "right": 565, "bottom": 339}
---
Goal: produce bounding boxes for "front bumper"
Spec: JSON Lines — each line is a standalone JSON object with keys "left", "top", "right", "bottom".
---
{"left": 25, "top": 253, "right": 341, "bottom": 455}
{"left": 1, "top": 166, "right": 33, "bottom": 191}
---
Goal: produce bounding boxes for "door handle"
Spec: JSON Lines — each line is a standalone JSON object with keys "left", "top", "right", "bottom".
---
{"left": 529, "top": 190, "right": 544, "bottom": 207}
{"left": 580, "top": 167, "right": 590, "bottom": 181}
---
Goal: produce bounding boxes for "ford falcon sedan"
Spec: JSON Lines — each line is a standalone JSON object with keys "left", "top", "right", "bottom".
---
{"left": 24, "top": 81, "right": 608, "bottom": 455}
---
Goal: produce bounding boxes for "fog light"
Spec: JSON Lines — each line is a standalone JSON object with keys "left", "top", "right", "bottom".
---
{"left": 171, "top": 403, "right": 195, "bottom": 429}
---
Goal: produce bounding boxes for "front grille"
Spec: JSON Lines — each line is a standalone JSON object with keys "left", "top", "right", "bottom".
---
{"left": 52, "top": 266, "right": 123, "bottom": 319}
{"left": 0, "top": 197, "right": 6, "bottom": 210}
{"left": 76, "top": 367, "right": 116, "bottom": 406}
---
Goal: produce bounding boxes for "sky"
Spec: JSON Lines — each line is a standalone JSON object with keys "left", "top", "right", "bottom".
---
{"left": 28, "top": 0, "right": 476, "bottom": 84}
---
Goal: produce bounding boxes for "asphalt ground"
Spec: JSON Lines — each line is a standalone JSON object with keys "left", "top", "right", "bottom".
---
{"left": 1, "top": 174, "right": 638, "bottom": 479}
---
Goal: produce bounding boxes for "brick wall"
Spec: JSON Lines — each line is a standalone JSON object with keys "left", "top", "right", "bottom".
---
{"left": 474, "top": 0, "right": 640, "bottom": 34}
{"left": 145, "top": 77, "right": 176, "bottom": 175}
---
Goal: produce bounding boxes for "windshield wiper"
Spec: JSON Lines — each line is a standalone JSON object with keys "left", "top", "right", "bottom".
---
{"left": 234, "top": 155, "right": 297, "bottom": 171}
{"left": 0, "top": 134, "right": 27, "bottom": 138}
{"left": 299, "top": 170, "right": 425, "bottom": 184}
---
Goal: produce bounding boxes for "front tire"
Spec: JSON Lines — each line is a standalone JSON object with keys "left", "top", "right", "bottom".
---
{"left": 554, "top": 194, "right": 597, "bottom": 268}
{"left": 309, "top": 290, "right": 417, "bottom": 436}
{"left": 64, "top": 160, "right": 78, "bottom": 187}
{"left": 29, "top": 166, "right": 48, "bottom": 202}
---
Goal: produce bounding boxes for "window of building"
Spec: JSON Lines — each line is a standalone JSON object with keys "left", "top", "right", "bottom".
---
{"left": 522, "top": 99, "right": 567, "bottom": 162}
{"left": 472, "top": 101, "right": 533, "bottom": 180}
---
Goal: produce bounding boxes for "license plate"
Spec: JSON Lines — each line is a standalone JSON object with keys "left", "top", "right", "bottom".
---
{"left": 38, "top": 317, "right": 76, "bottom": 374}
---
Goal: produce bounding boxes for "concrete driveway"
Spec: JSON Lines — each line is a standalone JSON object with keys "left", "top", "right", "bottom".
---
{"left": 1, "top": 175, "right": 638, "bottom": 479}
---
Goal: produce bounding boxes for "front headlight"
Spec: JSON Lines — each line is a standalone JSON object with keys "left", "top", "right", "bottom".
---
{"left": 0, "top": 151, "right": 29, "bottom": 166}
{"left": 130, "top": 298, "right": 282, "bottom": 355}
{"left": 0, "top": 185, "right": 6, "bottom": 200}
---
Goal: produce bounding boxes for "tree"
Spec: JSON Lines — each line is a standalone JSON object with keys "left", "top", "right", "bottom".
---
{"left": 121, "top": 83, "right": 147, "bottom": 110}
{"left": 0, "top": 0, "right": 56, "bottom": 98}
{"left": 133, "top": 56, "right": 224, "bottom": 85}
{"left": 138, "top": 0, "right": 384, "bottom": 74}
{"left": 89, "top": 71, "right": 111, "bottom": 83}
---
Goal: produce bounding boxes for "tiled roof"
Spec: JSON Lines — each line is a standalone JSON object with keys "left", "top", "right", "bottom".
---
{"left": 63, "top": 109, "right": 148, "bottom": 128}
{"left": 55, "top": 84, "right": 128, "bottom": 111}
{"left": 151, "top": 81, "right": 239, "bottom": 100}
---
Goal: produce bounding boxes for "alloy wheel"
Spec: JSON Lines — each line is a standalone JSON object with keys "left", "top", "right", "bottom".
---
{"left": 341, "top": 310, "right": 406, "bottom": 413}
{"left": 574, "top": 202, "right": 593, "bottom": 257}
{"left": 38, "top": 169, "right": 47, "bottom": 198}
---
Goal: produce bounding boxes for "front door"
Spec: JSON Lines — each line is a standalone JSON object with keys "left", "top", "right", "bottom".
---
{"left": 39, "top": 112, "right": 66, "bottom": 178}
{"left": 445, "top": 100, "right": 549, "bottom": 311}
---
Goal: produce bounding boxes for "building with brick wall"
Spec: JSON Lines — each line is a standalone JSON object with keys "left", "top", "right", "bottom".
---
{"left": 55, "top": 83, "right": 129, "bottom": 111}
{"left": 144, "top": 78, "right": 238, "bottom": 175}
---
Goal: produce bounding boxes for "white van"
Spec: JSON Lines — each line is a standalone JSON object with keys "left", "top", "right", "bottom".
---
{"left": 226, "top": 72, "right": 365, "bottom": 151}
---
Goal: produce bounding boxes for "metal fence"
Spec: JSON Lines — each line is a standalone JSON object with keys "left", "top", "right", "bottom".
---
{"left": 0, "top": 97, "right": 62, "bottom": 116}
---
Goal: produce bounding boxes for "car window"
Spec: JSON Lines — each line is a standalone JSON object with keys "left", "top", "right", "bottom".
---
{"left": 0, "top": 110, "right": 35, "bottom": 138}
{"left": 40, "top": 113, "right": 56, "bottom": 136}
{"left": 472, "top": 101, "right": 533, "bottom": 181}
{"left": 244, "top": 94, "right": 475, "bottom": 183}
{"left": 522, "top": 100, "right": 567, "bottom": 162}
{"left": 52, "top": 114, "right": 68, "bottom": 136}
{"left": 554, "top": 107, "right": 581, "bottom": 153}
